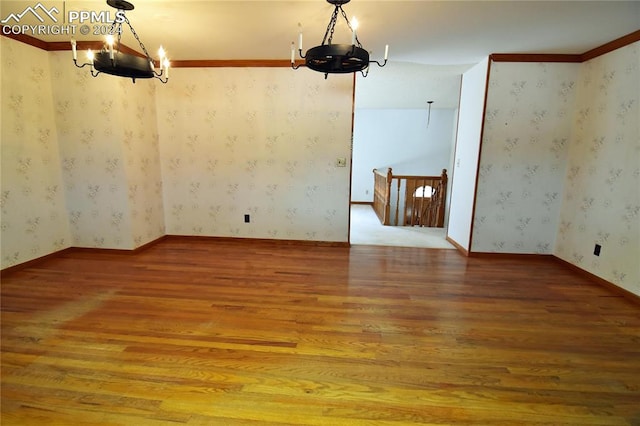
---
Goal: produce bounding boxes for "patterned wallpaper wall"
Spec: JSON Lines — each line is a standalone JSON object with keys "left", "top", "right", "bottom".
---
{"left": 49, "top": 51, "right": 165, "bottom": 250}
{"left": 471, "top": 45, "right": 639, "bottom": 296}
{"left": 155, "top": 68, "right": 353, "bottom": 242}
{"left": 1, "top": 38, "right": 353, "bottom": 270}
{"left": 119, "top": 78, "right": 166, "bottom": 248}
{"left": 1, "top": 38, "right": 71, "bottom": 269}
{"left": 3, "top": 35, "right": 636, "bottom": 295}
{"left": 556, "top": 42, "right": 639, "bottom": 295}
{"left": 472, "top": 62, "right": 579, "bottom": 254}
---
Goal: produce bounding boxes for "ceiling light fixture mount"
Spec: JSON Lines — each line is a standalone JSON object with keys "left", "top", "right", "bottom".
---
{"left": 71, "top": 0, "right": 169, "bottom": 83}
{"left": 291, "top": 0, "right": 388, "bottom": 79}
{"left": 427, "top": 100, "right": 434, "bottom": 127}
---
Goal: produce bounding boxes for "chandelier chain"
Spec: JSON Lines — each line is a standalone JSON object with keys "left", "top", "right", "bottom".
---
{"left": 339, "top": 6, "right": 361, "bottom": 47}
{"left": 71, "top": 0, "right": 168, "bottom": 83}
{"left": 125, "top": 16, "right": 152, "bottom": 59}
{"left": 105, "top": 11, "right": 152, "bottom": 59}
{"left": 321, "top": 5, "right": 362, "bottom": 47}
{"left": 322, "top": 6, "right": 340, "bottom": 45}
{"left": 105, "top": 15, "right": 122, "bottom": 51}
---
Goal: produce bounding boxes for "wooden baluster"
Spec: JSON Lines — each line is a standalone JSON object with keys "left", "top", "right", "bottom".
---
{"left": 420, "top": 179, "right": 425, "bottom": 227}
{"left": 385, "top": 168, "right": 392, "bottom": 225}
{"left": 412, "top": 179, "right": 418, "bottom": 226}
{"left": 441, "top": 169, "right": 448, "bottom": 227}
{"left": 377, "top": 169, "right": 384, "bottom": 223}
{"left": 403, "top": 179, "right": 410, "bottom": 226}
{"left": 372, "top": 169, "right": 377, "bottom": 222}
{"left": 405, "top": 178, "right": 416, "bottom": 227}
{"left": 432, "top": 178, "right": 438, "bottom": 227}
{"left": 413, "top": 179, "right": 417, "bottom": 226}
{"left": 409, "top": 179, "right": 415, "bottom": 227}
{"left": 395, "top": 177, "right": 401, "bottom": 226}
{"left": 428, "top": 179, "right": 435, "bottom": 227}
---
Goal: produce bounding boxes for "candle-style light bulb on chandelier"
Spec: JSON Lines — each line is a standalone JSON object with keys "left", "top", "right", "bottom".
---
{"left": 70, "top": 0, "right": 169, "bottom": 83}
{"left": 291, "top": 0, "right": 388, "bottom": 78}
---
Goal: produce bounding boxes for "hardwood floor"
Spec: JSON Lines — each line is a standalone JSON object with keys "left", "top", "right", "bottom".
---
{"left": 2, "top": 238, "right": 639, "bottom": 425}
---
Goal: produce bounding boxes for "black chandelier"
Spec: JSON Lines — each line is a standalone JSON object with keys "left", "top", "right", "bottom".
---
{"left": 291, "top": 0, "right": 388, "bottom": 78}
{"left": 71, "top": 0, "right": 169, "bottom": 83}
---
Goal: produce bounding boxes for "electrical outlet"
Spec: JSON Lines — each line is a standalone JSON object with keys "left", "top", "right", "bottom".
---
{"left": 336, "top": 158, "right": 347, "bottom": 167}
{"left": 244, "top": 214, "right": 250, "bottom": 223}
{"left": 594, "top": 244, "right": 601, "bottom": 256}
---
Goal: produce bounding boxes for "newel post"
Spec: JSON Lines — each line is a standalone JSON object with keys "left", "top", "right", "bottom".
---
{"left": 438, "top": 169, "right": 448, "bottom": 227}
{"left": 384, "top": 168, "right": 393, "bottom": 225}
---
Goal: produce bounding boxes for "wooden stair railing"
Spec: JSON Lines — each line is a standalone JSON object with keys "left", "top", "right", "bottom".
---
{"left": 372, "top": 168, "right": 392, "bottom": 225}
{"left": 402, "top": 169, "right": 448, "bottom": 227}
{"left": 371, "top": 168, "right": 447, "bottom": 227}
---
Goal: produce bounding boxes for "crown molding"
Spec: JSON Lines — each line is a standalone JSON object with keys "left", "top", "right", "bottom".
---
{"left": 490, "top": 53, "right": 581, "bottom": 63}
{"left": 491, "top": 29, "right": 640, "bottom": 63}
{"left": 170, "top": 59, "right": 297, "bottom": 68}
{"left": 581, "top": 29, "right": 640, "bottom": 62}
{"left": 1, "top": 27, "right": 49, "bottom": 50}
{"left": 3, "top": 26, "right": 640, "bottom": 67}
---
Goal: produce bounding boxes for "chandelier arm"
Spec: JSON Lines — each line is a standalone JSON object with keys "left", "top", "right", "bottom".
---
{"left": 371, "top": 59, "right": 388, "bottom": 67}
{"left": 73, "top": 59, "right": 93, "bottom": 69}
{"left": 359, "top": 62, "right": 370, "bottom": 78}
{"left": 115, "top": 21, "right": 122, "bottom": 52}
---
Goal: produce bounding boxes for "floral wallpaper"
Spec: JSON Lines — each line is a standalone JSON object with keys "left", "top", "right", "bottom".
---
{"left": 1, "top": 37, "right": 352, "bottom": 271}
{"left": 470, "top": 45, "right": 639, "bottom": 296}
{"left": 4, "top": 33, "right": 635, "bottom": 295}
{"left": 155, "top": 67, "right": 353, "bottom": 242}
{"left": 1, "top": 38, "right": 71, "bottom": 269}
{"left": 472, "top": 62, "right": 579, "bottom": 254}
{"left": 119, "top": 77, "right": 166, "bottom": 248}
{"left": 48, "top": 51, "right": 165, "bottom": 250}
{"left": 1, "top": 37, "right": 165, "bottom": 270}
{"left": 555, "top": 42, "right": 639, "bottom": 295}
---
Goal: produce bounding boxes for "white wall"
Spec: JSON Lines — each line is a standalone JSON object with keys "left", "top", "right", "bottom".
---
{"left": 351, "top": 108, "right": 456, "bottom": 202}
{"left": 447, "top": 58, "right": 489, "bottom": 251}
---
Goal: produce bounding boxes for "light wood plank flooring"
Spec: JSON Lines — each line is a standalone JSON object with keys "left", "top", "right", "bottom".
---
{"left": 2, "top": 238, "right": 639, "bottom": 425}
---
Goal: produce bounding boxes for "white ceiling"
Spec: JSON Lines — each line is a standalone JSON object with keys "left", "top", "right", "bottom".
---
{"left": 2, "top": 1, "right": 639, "bottom": 108}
